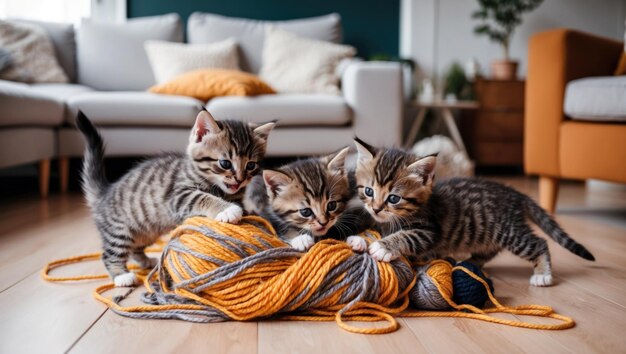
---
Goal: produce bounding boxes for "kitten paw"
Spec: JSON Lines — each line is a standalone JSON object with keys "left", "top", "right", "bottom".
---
{"left": 290, "top": 234, "right": 315, "bottom": 252}
{"left": 114, "top": 272, "right": 138, "bottom": 287}
{"left": 530, "top": 274, "right": 553, "bottom": 287}
{"left": 347, "top": 236, "right": 367, "bottom": 252}
{"left": 215, "top": 205, "right": 243, "bottom": 224}
{"left": 369, "top": 241, "right": 399, "bottom": 262}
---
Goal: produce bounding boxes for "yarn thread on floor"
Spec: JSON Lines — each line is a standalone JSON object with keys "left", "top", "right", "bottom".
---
{"left": 42, "top": 216, "right": 575, "bottom": 334}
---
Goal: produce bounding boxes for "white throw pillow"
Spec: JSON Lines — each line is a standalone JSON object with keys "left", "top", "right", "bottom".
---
{"left": 259, "top": 27, "right": 355, "bottom": 94}
{"left": 144, "top": 39, "right": 239, "bottom": 84}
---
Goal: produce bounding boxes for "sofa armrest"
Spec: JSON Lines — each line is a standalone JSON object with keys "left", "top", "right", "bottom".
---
{"left": 342, "top": 61, "right": 403, "bottom": 146}
{"left": 524, "top": 29, "right": 623, "bottom": 176}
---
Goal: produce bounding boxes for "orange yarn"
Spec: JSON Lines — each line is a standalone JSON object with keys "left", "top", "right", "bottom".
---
{"left": 42, "top": 216, "right": 575, "bottom": 334}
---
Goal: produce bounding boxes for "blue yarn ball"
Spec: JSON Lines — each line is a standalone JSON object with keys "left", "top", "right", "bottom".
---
{"left": 451, "top": 261, "right": 494, "bottom": 308}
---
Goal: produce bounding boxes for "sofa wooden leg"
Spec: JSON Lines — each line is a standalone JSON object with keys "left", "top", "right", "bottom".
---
{"left": 59, "top": 157, "right": 69, "bottom": 193}
{"left": 539, "top": 176, "right": 559, "bottom": 214}
{"left": 39, "top": 159, "right": 50, "bottom": 198}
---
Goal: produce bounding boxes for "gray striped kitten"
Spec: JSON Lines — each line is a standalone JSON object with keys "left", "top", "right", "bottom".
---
{"left": 76, "top": 109, "right": 274, "bottom": 287}
{"left": 349, "top": 139, "right": 595, "bottom": 287}
{"left": 244, "top": 148, "right": 370, "bottom": 251}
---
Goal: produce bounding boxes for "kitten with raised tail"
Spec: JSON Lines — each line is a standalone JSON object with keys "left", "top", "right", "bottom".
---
{"left": 349, "top": 138, "right": 595, "bottom": 287}
{"left": 76, "top": 109, "right": 274, "bottom": 287}
{"left": 244, "top": 147, "right": 370, "bottom": 251}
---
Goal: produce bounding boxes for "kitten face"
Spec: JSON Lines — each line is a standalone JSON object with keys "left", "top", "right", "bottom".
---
{"left": 353, "top": 139, "right": 436, "bottom": 224}
{"left": 187, "top": 110, "right": 274, "bottom": 194}
{"left": 263, "top": 148, "right": 351, "bottom": 236}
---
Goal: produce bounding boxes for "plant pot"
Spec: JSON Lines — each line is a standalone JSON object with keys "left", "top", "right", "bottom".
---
{"left": 491, "top": 60, "right": 518, "bottom": 80}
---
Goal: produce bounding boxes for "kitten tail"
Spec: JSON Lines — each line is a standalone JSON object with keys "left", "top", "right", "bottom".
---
{"left": 524, "top": 197, "right": 595, "bottom": 261}
{"left": 75, "top": 111, "right": 109, "bottom": 208}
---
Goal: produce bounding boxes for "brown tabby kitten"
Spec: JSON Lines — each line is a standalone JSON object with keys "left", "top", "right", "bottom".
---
{"left": 76, "top": 109, "right": 274, "bottom": 286}
{"left": 349, "top": 138, "right": 595, "bottom": 287}
{"left": 244, "top": 148, "right": 368, "bottom": 250}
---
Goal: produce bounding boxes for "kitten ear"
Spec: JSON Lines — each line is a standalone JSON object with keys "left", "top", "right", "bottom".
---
{"left": 252, "top": 121, "right": 276, "bottom": 142}
{"left": 192, "top": 109, "right": 221, "bottom": 142}
{"left": 263, "top": 169, "right": 292, "bottom": 196}
{"left": 407, "top": 155, "right": 437, "bottom": 184}
{"left": 353, "top": 137, "right": 375, "bottom": 165}
{"left": 326, "top": 147, "right": 350, "bottom": 174}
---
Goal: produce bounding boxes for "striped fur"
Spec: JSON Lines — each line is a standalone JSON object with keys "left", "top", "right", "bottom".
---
{"left": 353, "top": 140, "right": 595, "bottom": 286}
{"left": 243, "top": 148, "right": 371, "bottom": 250}
{"left": 76, "top": 110, "right": 274, "bottom": 286}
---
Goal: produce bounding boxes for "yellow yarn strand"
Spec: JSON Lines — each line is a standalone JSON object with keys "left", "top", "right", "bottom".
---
{"left": 42, "top": 216, "right": 575, "bottom": 334}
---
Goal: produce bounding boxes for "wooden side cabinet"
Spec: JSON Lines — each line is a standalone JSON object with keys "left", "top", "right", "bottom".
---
{"left": 461, "top": 79, "right": 525, "bottom": 166}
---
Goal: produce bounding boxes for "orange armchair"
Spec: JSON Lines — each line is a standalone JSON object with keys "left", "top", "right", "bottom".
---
{"left": 525, "top": 29, "right": 626, "bottom": 213}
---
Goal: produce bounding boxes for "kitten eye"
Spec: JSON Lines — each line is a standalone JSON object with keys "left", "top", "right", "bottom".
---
{"left": 387, "top": 194, "right": 401, "bottom": 204}
{"left": 364, "top": 187, "right": 374, "bottom": 197}
{"left": 219, "top": 159, "right": 232, "bottom": 170}
{"left": 246, "top": 161, "right": 257, "bottom": 171}
{"left": 299, "top": 208, "right": 313, "bottom": 217}
{"left": 327, "top": 201, "right": 337, "bottom": 211}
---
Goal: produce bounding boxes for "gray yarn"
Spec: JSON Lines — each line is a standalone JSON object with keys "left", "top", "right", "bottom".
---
{"left": 107, "top": 222, "right": 416, "bottom": 323}
{"left": 409, "top": 265, "right": 449, "bottom": 310}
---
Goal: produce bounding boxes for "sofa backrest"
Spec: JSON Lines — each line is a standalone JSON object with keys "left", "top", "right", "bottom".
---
{"left": 13, "top": 19, "right": 77, "bottom": 83}
{"left": 77, "top": 13, "right": 183, "bottom": 91}
{"left": 187, "top": 12, "right": 342, "bottom": 74}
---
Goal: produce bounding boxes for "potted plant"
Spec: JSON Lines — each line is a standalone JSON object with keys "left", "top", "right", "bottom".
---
{"left": 472, "top": 0, "right": 543, "bottom": 80}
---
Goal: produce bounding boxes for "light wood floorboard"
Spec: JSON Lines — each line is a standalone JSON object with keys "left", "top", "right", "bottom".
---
{"left": 0, "top": 177, "right": 624, "bottom": 353}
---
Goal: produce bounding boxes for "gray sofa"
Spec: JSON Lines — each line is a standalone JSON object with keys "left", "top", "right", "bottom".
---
{"left": 0, "top": 13, "right": 404, "bottom": 196}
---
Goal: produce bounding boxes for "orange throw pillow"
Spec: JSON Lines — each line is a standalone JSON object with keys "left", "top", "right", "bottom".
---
{"left": 615, "top": 52, "right": 626, "bottom": 75}
{"left": 149, "top": 68, "right": 275, "bottom": 100}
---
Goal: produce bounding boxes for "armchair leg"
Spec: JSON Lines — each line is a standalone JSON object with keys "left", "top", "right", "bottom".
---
{"left": 59, "top": 157, "right": 69, "bottom": 193}
{"left": 539, "top": 176, "right": 559, "bottom": 214}
{"left": 39, "top": 159, "right": 50, "bottom": 198}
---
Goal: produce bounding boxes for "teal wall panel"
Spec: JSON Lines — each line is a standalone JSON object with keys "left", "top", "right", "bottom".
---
{"left": 127, "top": 0, "right": 400, "bottom": 58}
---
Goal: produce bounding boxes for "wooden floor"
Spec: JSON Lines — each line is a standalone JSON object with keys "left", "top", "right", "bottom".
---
{"left": 0, "top": 177, "right": 625, "bottom": 354}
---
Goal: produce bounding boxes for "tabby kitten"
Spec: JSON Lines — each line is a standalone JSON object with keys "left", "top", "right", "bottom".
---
{"left": 349, "top": 138, "right": 595, "bottom": 287}
{"left": 244, "top": 148, "right": 369, "bottom": 251}
{"left": 76, "top": 109, "right": 274, "bottom": 287}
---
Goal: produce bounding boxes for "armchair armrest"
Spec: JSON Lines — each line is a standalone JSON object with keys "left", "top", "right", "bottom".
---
{"left": 525, "top": 29, "right": 623, "bottom": 176}
{"left": 342, "top": 61, "right": 403, "bottom": 146}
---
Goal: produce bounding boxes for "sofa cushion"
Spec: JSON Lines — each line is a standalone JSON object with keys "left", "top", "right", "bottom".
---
{"left": 0, "top": 80, "right": 64, "bottom": 126}
{"left": 29, "top": 83, "right": 93, "bottom": 101}
{"left": 66, "top": 92, "right": 203, "bottom": 126}
{"left": 14, "top": 19, "right": 77, "bottom": 82}
{"left": 564, "top": 76, "right": 626, "bottom": 122}
{"left": 187, "top": 12, "right": 341, "bottom": 74}
{"left": 207, "top": 94, "right": 351, "bottom": 126}
{"left": 77, "top": 14, "right": 183, "bottom": 91}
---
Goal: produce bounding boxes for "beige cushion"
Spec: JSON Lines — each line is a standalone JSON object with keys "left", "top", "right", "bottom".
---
{"left": 207, "top": 94, "right": 351, "bottom": 126}
{"left": 66, "top": 91, "right": 203, "bottom": 126}
{"left": 0, "top": 80, "right": 64, "bottom": 126}
{"left": 259, "top": 27, "right": 355, "bottom": 94}
{"left": 187, "top": 12, "right": 342, "bottom": 73}
{"left": 144, "top": 39, "right": 239, "bottom": 84}
{"left": 13, "top": 19, "right": 77, "bottom": 82}
{"left": 0, "top": 20, "right": 68, "bottom": 83}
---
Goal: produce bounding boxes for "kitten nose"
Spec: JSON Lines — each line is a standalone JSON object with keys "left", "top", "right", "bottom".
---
{"left": 317, "top": 219, "right": 328, "bottom": 227}
{"left": 373, "top": 207, "right": 383, "bottom": 215}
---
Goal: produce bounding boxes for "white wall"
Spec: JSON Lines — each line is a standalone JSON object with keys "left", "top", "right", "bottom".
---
{"left": 401, "top": 0, "right": 626, "bottom": 82}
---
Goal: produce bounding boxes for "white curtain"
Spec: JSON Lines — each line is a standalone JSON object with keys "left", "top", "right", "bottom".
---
{"left": 0, "top": 0, "right": 90, "bottom": 25}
